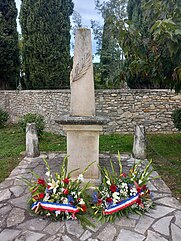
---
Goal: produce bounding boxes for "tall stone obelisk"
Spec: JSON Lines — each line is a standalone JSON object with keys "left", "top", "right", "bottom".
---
{"left": 70, "top": 29, "right": 95, "bottom": 117}
{"left": 61, "top": 28, "right": 105, "bottom": 183}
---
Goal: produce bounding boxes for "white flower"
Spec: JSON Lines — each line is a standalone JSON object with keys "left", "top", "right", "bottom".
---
{"left": 79, "top": 198, "right": 85, "bottom": 205}
{"left": 46, "top": 171, "right": 50, "bottom": 177}
{"left": 77, "top": 174, "right": 84, "bottom": 182}
{"left": 43, "top": 193, "right": 50, "bottom": 202}
{"left": 138, "top": 180, "right": 142, "bottom": 185}
{"left": 71, "top": 191, "right": 77, "bottom": 198}
{"left": 112, "top": 192, "right": 120, "bottom": 203}
{"left": 47, "top": 179, "right": 59, "bottom": 194}
{"left": 55, "top": 210, "right": 61, "bottom": 216}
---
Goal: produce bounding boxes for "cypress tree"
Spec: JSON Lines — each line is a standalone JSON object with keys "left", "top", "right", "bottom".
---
{"left": 0, "top": 0, "right": 20, "bottom": 90}
{"left": 20, "top": 0, "right": 74, "bottom": 89}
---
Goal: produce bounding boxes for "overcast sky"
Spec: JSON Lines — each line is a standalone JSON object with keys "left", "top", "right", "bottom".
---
{"left": 15, "top": 0, "right": 104, "bottom": 60}
{"left": 15, "top": 0, "right": 103, "bottom": 32}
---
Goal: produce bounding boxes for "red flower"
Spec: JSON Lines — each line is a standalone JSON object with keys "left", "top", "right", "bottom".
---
{"left": 63, "top": 188, "right": 69, "bottom": 195}
{"left": 136, "top": 198, "right": 142, "bottom": 205}
{"left": 142, "top": 185, "right": 147, "bottom": 191}
{"left": 33, "top": 193, "right": 44, "bottom": 200}
{"left": 97, "top": 199, "right": 102, "bottom": 206}
{"left": 136, "top": 186, "right": 142, "bottom": 193}
{"left": 62, "top": 178, "right": 70, "bottom": 184}
{"left": 120, "top": 173, "right": 127, "bottom": 178}
{"left": 106, "top": 197, "right": 113, "bottom": 203}
{"left": 38, "top": 178, "right": 46, "bottom": 186}
{"left": 47, "top": 185, "right": 51, "bottom": 190}
{"left": 110, "top": 184, "right": 117, "bottom": 192}
{"left": 39, "top": 193, "right": 45, "bottom": 199}
{"left": 81, "top": 204, "right": 87, "bottom": 212}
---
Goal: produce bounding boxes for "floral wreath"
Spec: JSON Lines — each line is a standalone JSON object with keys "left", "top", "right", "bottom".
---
{"left": 22, "top": 154, "right": 157, "bottom": 226}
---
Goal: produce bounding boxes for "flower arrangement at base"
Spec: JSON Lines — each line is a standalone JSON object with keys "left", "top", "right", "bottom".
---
{"left": 22, "top": 157, "right": 93, "bottom": 227}
{"left": 91, "top": 153, "right": 157, "bottom": 223}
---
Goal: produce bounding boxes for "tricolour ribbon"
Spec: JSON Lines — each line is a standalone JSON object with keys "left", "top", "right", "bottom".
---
{"left": 103, "top": 193, "right": 139, "bottom": 215}
{"left": 31, "top": 201, "right": 79, "bottom": 214}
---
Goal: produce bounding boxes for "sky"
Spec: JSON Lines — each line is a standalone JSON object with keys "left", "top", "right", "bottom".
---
{"left": 15, "top": 0, "right": 104, "bottom": 31}
{"left": 15, "top": 0, "right": 105, "bottom": 60}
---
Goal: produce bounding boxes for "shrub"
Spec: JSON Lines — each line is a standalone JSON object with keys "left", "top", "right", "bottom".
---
{"left": 19, "top": 113, "right": 45, "bottom": 137}
{"left": 0, "top": 108, "right": 9, "bottom": 127}
{"left": 172, "top": 108, "right": 181, "bottom": 131}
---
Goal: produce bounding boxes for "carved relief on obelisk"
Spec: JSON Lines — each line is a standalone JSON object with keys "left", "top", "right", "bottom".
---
{"left": 70, "top": 28, "right": 95, "bottom": 117}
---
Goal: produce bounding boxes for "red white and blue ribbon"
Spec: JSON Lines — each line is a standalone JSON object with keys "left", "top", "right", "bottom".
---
{"left": 31, "top": 201, "right": 79, "bottom": 214}
{"left": 103, "top": 193, "right": 139, "bottom": 215}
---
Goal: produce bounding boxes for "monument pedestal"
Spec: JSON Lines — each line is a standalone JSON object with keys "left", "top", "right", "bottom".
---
{"left": 63, "top": 125, "right": 102, "bottom": 184}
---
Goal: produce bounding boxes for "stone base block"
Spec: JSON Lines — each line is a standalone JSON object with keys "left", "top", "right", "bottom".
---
{"left": 63, "top": 125, "right": 102, "bottom": 182}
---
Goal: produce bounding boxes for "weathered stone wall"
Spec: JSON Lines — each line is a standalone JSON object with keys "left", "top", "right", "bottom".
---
{"left": 0, "top": 89, "right": 180, "bottom": 134}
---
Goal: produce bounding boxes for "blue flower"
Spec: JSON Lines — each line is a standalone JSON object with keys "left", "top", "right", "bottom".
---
{"left": 92, "top": 192, "right": 98, "bottom": 203}
{"left": 68, "top": 195, "right": 74, "bottom": 203}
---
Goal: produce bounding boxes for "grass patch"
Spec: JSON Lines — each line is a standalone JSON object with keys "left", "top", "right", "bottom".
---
{"left": 100, "top": 134, "right": 133, "bottom": 153}
{"left": 147, "top": 134, "right": 181, "bottom": 200}
{"left": 0, "top": 125, "right": 180, "bottom": 201}
{"left": 0, "top": 125, "right": 66, "bottom": 182}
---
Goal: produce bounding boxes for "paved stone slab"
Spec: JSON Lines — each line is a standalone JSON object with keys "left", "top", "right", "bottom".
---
{"left": 66, "top": 221, "right": 84, "bottom": 238}
{"left": 0, "top": 204, "right": 12, "bottom": 216}
{"left": 10, "top": 185, "right": 26, "bottom": 197}
{"left": 152, "top": 215, "right": 173, "bottom": 236}
{"left": 9, "top": 193, "right": 30, "bottom": 209}
{"left": 0, "top": 189, "right": 11, "bottom": 201}
{"left": 145, "top": 230, "right": 168, "bottom": 241}
{"left": 174, "top": 210, "right": 181, "bottom": 228}
{"left": 43, "top": 221, "right": 64, "bottom": 234}
{"left": 154, "top": 179, "right": 172, "bottom": 193}
{"left": 0, "top": 179, "right": 14, "bottom": 190}
{"left": 115, "top": 216, "right": 137, "bottom": 228}
{"left": 80, "top": 230, "right": 92, "bottom": 240}
{"left": 135, "top": 215, "right": 154, "bottom": 234}
{"left": 116, "top": 229, "right": 145, "bottom": 241}
{"left": 15, "top": 230, "right": 45, "bottom": 241}
{"left": 0, "top": 229, "right": 21, "bottom": 241}
{"left": 87, "top": 218, "right": 102, "bottom": 232}
{"left": 171, "top": 223, "right": 181, "bottom": 241}
{"left": 7, "top": 207, "right": 25, "bottom": 227}
{"left": 62, "top": 235, "right": 73, "bottom": 241}
{"left": 97, "top": 224, "right": 117, "bottom": 241}
{"left": 152, "top": 192, "right": 172, "bottom": 199}
{"left": 146, "top": 205, "right": 175, "bottom": 219}
{"left": 155, "top": 197, "right": 181, "bottom": 210}
{"left": 18, "top": 218, "right": 48, "bottom": 231}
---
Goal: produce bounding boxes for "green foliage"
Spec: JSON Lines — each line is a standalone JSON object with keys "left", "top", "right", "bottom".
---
{"left": 92, "top": 0, "right": 126, "bottom": 88}
{"left": 172, "top": 108, "right": 181, "bottom": 131}
{"left": 20, "top": 0, "right": 74, "bottom": 89}
{"left": 0, "top": 109, "right": 9, "bottom": 127}
{"left": 18, "top": 113, "right": 45, "bottom": 137}
{"left": 116, "top": 0, "right": 181, "bottom": 91}
{"left": 0, "top": 0, "right": 20, "bottom": 89}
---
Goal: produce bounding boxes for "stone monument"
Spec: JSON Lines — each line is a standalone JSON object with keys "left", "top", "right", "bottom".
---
{"left": 57, "top": 28, "right": 106, "bottom": 183}
{"left": 132, "top": 125, "right": 146, "bottom": 159}
{"left": 26, "top": 123, "right": 40, "bottom": 158}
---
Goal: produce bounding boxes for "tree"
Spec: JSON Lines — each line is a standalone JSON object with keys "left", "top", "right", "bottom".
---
{"left": 116, "top": 0, "right": 181, "bottom": 91}
{"left": 0, "top": 0, "right": 20, "bottom": 90}
{"left": 20, "top": 0, "right": 74, "bottom": 89}
{"left": 91, "top": 0, "right": 127, "bottom": 88}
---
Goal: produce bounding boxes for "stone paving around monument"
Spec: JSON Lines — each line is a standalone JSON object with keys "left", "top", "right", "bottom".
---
{"left": 0, "top": 153, "right": 181, "bottom": 241}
